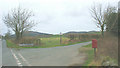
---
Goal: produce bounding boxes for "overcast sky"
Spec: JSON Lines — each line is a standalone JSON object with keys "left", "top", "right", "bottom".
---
{"left": 0, "top": 0, "right": 119, "bottom": 35}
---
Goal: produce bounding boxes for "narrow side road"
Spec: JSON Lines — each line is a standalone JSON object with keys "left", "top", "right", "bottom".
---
{"left": 2, "top": 39, "right": 91, "bottom": 66}
{"left": 13, "top": 41, "right": 91, "bottom": 66}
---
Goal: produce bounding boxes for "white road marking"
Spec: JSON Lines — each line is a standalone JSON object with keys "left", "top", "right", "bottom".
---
{"left": 18, "top": 53, "right": 31, "bottom": 66}
{"left": 10, "top": 48, "right": 22, "bottom": 66}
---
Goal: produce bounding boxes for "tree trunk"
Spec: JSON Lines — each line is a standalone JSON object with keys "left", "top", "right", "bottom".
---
{"left": 60, "top": 32, "right": 62, "bottom": 45}
{"left": 101, "top": 26, "right": 104, "bottom": 37}
{"left": 20, "top": 31, "right": 23, "bottom": 39}
{"left": 15, "top": 31, "right": 20, "bottom": 43}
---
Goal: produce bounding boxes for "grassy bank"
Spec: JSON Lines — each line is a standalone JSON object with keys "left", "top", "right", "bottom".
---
{"left": 6, "top": 40, "right": 20, "bottom": 48}
{"left": 78, "top": 43, "right": 118, "bottom": 66}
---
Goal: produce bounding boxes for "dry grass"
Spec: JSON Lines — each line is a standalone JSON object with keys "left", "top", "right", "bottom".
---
{"left": 97, "top": 32, "right": 118, "bottom": 60}
{"left": 88, "top": 60, "right": 101, "bottom": 66}
{"left": 69, "top": 32, "right": 118, "bottom": 66}
{"left": 90, "top": 32, "right": 119, "bottom": 66}
{"left": 19, "top": 37, "right": 37, "bottom": 44}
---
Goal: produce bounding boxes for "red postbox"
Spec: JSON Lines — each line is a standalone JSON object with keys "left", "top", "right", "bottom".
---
{"left": 92, "top": 39, "right": 97, "bottom": 48}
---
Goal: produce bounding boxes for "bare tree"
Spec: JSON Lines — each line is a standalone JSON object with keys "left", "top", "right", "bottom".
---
{"left": 90, "top": 4, "right": 106, "bottom": 37}
{"left": 3, "top": 7, "right": 35, "bottom": 42}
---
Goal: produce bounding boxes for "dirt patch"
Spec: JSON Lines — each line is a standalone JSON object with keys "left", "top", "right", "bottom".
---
{"left": 68, "top": 53, "right": 87, "bottom": 66}
{"left": 69, "top": 47, "right": 91, "bottom": 66}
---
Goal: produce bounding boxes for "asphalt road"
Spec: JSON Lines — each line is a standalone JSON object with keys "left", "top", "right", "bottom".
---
{"left": 2, "top": 40, "right": 18, "bottom": 66}
{"left": 2, "top": 39, "right": 91, "bottom": 66}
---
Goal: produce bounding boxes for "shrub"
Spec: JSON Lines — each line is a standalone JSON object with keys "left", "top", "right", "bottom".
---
{"left": 19, "top": 37, "right": 41, "bottom": 46}
{"left": 66, "top": 33, "right": 101, "bottom": 42}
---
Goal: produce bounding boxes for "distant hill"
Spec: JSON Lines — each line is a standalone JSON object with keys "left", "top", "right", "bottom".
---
{"left": 64, "top": 31, "right": 88, "bottom": 34}
{"left": 88, "top": 31, "right": 99, "bottom": 33}
{"left": 64, "top": 31, "right": 100, "bottom": 34}
{"left": 10, "top": 31, "right": 52, "bottom": 38}
{"left": 23, "top": 31, "right": 52, "bottom": 37}
{"left": 10, "top": 31, "right": 100, "bottom": 38}
{"left": 87, "top": 31, "right": 101, "bottom": 34}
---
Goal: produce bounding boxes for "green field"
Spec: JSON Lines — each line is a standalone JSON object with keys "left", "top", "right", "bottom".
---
{"left": 40, "top": 37, "right": 69, "bottom": 47}
{"left": 6, "top": 36, "right": 90, "bottom": 48}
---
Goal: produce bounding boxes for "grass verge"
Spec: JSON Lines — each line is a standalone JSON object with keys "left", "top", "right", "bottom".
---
{"left": 6, "top": 40, "right": 19, "bottom": 48}
{"left": 78, "top": 44, "right": 94, "bottom": 66}
{"left": 79, "top": 44, "right": 118, "bottom": 66}
{"left": 83, "top": 44, "right": 94, "bottom": 66}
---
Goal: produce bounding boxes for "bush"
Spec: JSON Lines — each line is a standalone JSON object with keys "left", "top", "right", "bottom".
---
{"left": 19, "top": 37, "right": 41, "bottom": 46}
{"left": 66, "top": 33, "right": 101, "bottom": 42}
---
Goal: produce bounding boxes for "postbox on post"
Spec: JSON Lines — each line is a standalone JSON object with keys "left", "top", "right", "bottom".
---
{"left": 92, "top": 39, "right": 97, "bottom": 60}
{"left": 92, "top": 39, "right": 97, "bottom": 48}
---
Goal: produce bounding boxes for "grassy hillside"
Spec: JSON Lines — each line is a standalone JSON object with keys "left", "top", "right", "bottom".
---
{"left": 10, "top": 31, "right": 52, "bottom": 38}
{"left": 64, "top": 31, "right": 100, "bottom": 34}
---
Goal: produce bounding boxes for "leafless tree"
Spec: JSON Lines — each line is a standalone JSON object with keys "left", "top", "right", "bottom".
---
{"left": 3, "top": 7, "right": 35, "bottom": 42}
{"left": 90, "top": 4, "right": 106, "bottom": 37}
{"left": 90, "top": 4, "right": 118, "bottom": 37}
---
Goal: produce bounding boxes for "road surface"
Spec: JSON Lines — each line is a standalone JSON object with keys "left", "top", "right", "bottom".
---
{"left": 2, "top": 39, "right": 91, "bottom": 66}
{"left": 2, "top": 40, "right": 18, "bottom": 66}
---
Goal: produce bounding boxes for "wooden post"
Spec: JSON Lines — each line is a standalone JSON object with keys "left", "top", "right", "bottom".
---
{"left": 38, "top": 39, "right": 41, "bottom": 45}
{"left": 36, "top": 39, "right": 38, "bottom": 46}
{"left": 60, "top": 32, "right": 62, "bottom": 45}
{"left": 94, "top": 48, "right": 96, "bottom": 58}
